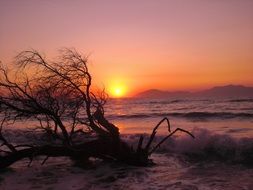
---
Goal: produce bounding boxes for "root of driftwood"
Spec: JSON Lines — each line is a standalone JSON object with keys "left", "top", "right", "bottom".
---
{"left": 0, "top": 138, "right": 150, "bottom": 168}
{"left": 0, "top": 117, "right": 194, "bottom": 169}
{"left": 137, "top": 117, "right": 194, "bottom": 156}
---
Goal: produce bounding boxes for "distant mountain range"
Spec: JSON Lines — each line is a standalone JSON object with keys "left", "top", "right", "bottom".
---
{"left": 135, "top": 85, "right": 253, "bottom": 99}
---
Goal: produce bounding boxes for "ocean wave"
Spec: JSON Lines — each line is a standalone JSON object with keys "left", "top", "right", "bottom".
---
{"left": 228, "top": 98, "right": 253, "bottom": 103}
{"left": 122, "top": 128, "right": 253, "bottom": 165}
{"left": 108, "top": 111, "right": 253, "bottom": 120}
{"left": 2, "top": 128, "right": 253, "bottom": 166}
{"left": 175, "top": 112, "right": 253, "bottom": 119}
{"left": 143, "top": 99, "right": 186, "bottom": 105}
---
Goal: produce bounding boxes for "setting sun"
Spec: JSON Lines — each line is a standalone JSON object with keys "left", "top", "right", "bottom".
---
{"left": 109, "top": 85, "right": 126, "bottom": 98}
{"left": 115, "top": 88, "right": 122, "bottom": 96}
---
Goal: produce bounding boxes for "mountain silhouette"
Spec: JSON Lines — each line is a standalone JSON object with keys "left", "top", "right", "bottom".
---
{"left": 135, "top": 85, "right": 253, "bottom": 99}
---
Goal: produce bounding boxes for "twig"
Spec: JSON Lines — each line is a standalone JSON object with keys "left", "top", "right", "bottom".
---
{"left": 145, "top": 117, "right": 171, "bottom": 151}
{"left": 149, "top": 128, "right": 194, "bottom": 155}
{"left": 41, "top": 156, "right": 49, "bottom": 165}
{"left": 137, "top": 135, "right": 144, "bottom": 152}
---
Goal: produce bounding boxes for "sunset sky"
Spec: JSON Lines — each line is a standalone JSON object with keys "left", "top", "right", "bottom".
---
{"left": 1, "top": 0, "right": 253, "bottom": 97}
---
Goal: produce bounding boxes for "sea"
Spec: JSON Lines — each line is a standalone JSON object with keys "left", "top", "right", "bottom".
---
{"left": 1, "top": 97, "right": 253, "bottom": 190}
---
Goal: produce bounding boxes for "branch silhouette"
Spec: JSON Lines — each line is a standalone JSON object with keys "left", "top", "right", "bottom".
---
{"left": 0, "top": 49, "right": 193, "bottom": 168}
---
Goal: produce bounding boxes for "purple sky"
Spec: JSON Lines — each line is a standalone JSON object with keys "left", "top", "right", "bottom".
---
{"left": 1, "top": 0, "right": 253, "bottom": 96}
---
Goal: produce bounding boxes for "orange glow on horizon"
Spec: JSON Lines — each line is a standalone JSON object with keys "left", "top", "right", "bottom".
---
{"left": 108, "top": 82, "right": 127, "bottom": 98}
{"left": 113, "top": 87, "right": 124, "bottom": 97}
{"left": 1, "top": 1, "right": 253, "bottom": 94}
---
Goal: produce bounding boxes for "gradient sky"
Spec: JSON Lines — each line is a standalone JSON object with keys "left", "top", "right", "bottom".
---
{"left": 1, "top": 0, "right": 253, "bottom": 97}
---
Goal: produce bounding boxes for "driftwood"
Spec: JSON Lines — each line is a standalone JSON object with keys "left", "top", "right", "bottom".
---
{"left": 0, "top": 49, "right": 194, "bottom": 169}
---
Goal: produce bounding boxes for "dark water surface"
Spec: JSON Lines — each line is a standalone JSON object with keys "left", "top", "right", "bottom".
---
{"left": 1, "top": 97, "right": 253, "bottom": 189}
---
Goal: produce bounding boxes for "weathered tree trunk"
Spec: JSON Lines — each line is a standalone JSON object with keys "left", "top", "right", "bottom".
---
{"left": 0, "top": 137, "right": 150, "bottom": 168}
{"left": 0, "top": 118, "right": 193, "bottom": 169}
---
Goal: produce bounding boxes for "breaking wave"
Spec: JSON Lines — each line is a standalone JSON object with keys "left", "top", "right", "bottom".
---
{"left": 122, "top": 128, "right": 253, "bottom": 165}
{"left": 2, "top": 128, "right": 253, "bottom": 166}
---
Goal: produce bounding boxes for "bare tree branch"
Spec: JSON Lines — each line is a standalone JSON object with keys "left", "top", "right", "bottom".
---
{"left": 0, "top": 49, "right": 194, "bottom": 169}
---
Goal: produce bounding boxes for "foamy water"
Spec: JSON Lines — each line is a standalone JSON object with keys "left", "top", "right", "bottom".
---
{"left": 1, "top": 98, "right": 253, "bottom": 189}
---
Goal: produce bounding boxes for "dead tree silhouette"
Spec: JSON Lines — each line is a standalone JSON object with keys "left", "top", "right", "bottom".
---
{"left": 0, "top": 49, "right": 194, "bottom": 168}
